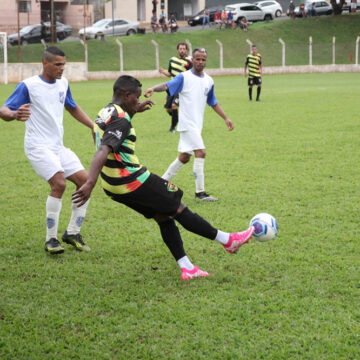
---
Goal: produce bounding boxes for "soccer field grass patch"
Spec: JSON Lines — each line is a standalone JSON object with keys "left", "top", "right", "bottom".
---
{"left": 0, "top": 73, "right": 359, "bottom": 359}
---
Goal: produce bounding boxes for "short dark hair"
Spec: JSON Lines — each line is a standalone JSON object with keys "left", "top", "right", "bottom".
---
{"left": 42, "top": 46, "right": 65, "bottom": 62}
{"left": 113, "top": 75, "right": 142, "bottom": 96}
{"left": 177, "top": 42, "right": 188, "bottom": 50}
{"left": 192, "top": 47, "right": 207, "bottom": 57}
{"left": 252, "top": 44, "right": 257, "bottom": 48}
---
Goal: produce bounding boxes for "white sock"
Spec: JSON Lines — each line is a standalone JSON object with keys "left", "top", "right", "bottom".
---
{"left": 215, "top": 230, "right": 230, "bottom": 245}
{"left": 162, "top": 158, "right": 184, "bottom": 181}
{"left": 177, "top": 255, "right": 194, "bottom": 270}
{"left": 46, "top": 196, "right": 62, "bottom": 241}
{"left": 67, "top": 199, "right": 90, "bottom": 235}
{"left": 193, "top": 157, "right": 205, "bottom": 193}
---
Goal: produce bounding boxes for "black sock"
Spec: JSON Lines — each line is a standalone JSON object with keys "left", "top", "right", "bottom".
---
{"left": 249, "top": 87, "right": 252, "bottom": 100}
{"left": 171, "top": 109, "right": 178, "bottom": 129}
{"left": 175, "top": 207, "right": 217, "bottom": 240}
{"left": 256, "top": 87, "right": 261, "bottom": 100}
{"left": 158, "top": 219, "right": 186, "bottom": 261}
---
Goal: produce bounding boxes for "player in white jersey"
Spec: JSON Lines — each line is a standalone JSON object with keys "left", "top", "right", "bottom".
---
{"left": 144, "top": 48, "right": 234, "bottom": 202}
{"left": 0, "top": 47, "right": 94, "bottom": 254}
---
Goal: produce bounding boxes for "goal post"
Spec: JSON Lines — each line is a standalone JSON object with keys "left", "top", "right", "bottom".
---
{"left": 0, "top": 32, "right": 8, "bottom": 85}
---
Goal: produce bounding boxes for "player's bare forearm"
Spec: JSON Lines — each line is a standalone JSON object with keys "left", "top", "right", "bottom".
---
{"left": 66, "top": 105, "right": 93, "bottom": 129}
{"left": 144, "top": 83, "right": 168, "bottom": 98}
{"left": 0, "top": 104, "right": 31, "bottom": 122}
{"left": 159, "top": 67, "right": 171, "bottom": 77}
{"left": 212, "top": 103, "right": 234, "bottom": 131}
{"left": 72, "top": 145, "right": 111, "bottom": 206}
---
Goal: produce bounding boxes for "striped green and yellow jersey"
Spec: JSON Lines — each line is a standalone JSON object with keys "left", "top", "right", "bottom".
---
{"left": 245, "top": 53, "right": 262, "bottom": 78}
{"left": 94, "top": 103, "right": 150, "bottom": 195}
{"left": 168, "top": 56, "right": 193, "bottom": 78}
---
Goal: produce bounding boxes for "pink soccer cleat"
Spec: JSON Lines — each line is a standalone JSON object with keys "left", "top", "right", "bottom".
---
{"left": 223, "top": 226, "right": 255, "bottom": 254}
{"left": 181, "top": 266, "right": 210, "bottom": 281}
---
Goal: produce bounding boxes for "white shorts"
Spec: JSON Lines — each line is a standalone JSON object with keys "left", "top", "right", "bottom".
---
{"left": 25, "top": 145, "right": 84, "bottom": 181}
{"left": 178, "top": 129, "right": 205, "bottom": 154}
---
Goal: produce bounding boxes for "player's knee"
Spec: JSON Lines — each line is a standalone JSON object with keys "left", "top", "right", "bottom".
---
{"left": 195, "top": 149, "right": 206, "bottom": 158}
{"left": 178, "top": 154, "right": 190, "bottom": 164}
{"left": 51, "top": 177, "right": 66, "bottom": 195}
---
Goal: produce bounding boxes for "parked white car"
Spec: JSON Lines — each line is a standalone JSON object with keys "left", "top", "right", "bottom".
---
{"left": 255, "top": 0, "right": 283, "bottom": 17}
{"left": 78, "top": 18, "right": 139, "bottom": 39}
{"left": 225, "top": 3, "right": 273, "bottom": 23}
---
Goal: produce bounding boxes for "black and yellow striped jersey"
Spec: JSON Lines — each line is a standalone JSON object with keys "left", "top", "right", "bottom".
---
{"left": 245, "top": 53, "right": 262, "bottom": 78}
{"left": 94, "top": 103, "right": 150, "bottom": 195}
{"left": 168, "top": 56, "right": 193, "bottom": 78}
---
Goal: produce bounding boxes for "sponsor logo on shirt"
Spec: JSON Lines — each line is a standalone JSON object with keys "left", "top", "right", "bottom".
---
{"left": 59, "top": 91, "right": 65, "bottom": 104}
{"left": 167, "top": 181, "right": 178, "bottom": 192}
{"left": 108, "top": 130, "right": 122, "bottom": 140}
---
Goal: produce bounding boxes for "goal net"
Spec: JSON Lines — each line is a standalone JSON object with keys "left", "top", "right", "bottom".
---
{"left": 0, "top": 32, "right": 8, "bottom": 84}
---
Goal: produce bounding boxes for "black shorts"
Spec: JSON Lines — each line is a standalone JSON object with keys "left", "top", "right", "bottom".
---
{"left": 164, "top": 94, "right": 179, "bottom": 109}
{"left": 248, "top": 77, "right": 262, "bottom": 86}
{"left": 105, "top": 173, "right": 183, "bottom": 219}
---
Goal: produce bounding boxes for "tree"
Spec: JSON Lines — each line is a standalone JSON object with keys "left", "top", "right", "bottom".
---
{"left": 330, "top": 0, "right": 345, "bottom": 15}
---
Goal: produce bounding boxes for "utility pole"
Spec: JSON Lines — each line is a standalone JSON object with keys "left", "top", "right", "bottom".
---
{"left": 17, "top": 0, "right": 21, "bottom": 62}
{"left": 50, "top": 0, "right": 55, "bottom": 43}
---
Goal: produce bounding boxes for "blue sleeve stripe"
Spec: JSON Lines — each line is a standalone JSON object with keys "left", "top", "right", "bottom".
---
{"left": 4, "top": 82, "right": 30, "bottom": 110}
{"left": 207, "top": 85, "right": 217, "bottom": 106}
{"left": 166, "top": 73, "right": 184, "bottom": 97}
{"left": 65, "top": 85, "right": 76, "bottom": 108}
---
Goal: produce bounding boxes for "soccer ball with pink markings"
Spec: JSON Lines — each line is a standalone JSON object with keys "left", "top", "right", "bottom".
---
{"left": 249, "top": 213, "right": 278, "bottom": 242}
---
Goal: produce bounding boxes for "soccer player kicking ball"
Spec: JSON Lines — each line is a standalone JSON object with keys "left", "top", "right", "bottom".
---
{"left": 145, "top": 48, "right": 233, "bottom": 202}
{"left": 72, "top": 75, "right": 254, "bottom": 281}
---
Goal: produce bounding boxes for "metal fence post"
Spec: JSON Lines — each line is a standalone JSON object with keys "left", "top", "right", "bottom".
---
{"left": 332, "top": 36, "right": 336, "bottom": 65}
{"left": 216, "top": 39, "right": 223, "bottom": 70}
{"left": 185, "top": 39, "right": 192, "bottom": 56}
{"left": 279, "top": 38, "right": 285, "bottom": 67}
{"left": 151, "top": 39, "right": 159, "bottom": 70}
{"left": 309, "top": 36, "right": 312, "bottom": 66}
{"left": 356, "top": 36, "right": 360, "bottom": 66}
{"left": 116, "top": 39, "right": 123, "bottom": 72}
{"left": 246, "top": 39, "right": 253, "bottom": 53}
{"left": 80, "top": 39, "right": 88, "bottom": 72}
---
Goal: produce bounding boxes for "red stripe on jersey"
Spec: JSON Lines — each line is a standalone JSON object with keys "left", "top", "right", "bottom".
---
{"left": 126, "top": 179, "right": 142, "bottom": 192}
{"left": 118, "top": 167, "right": 131, "bottom": 177}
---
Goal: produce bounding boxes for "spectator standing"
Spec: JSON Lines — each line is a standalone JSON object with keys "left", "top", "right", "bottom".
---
{"left": 202, "top": 7, "right": 212, "bottom": 29}
{"left": 288, "top": 0, "right": 295, "bottom": 18}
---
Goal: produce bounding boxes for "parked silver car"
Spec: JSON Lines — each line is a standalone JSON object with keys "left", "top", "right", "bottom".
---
{"left": 225, "top": 3, "right": 273, "bottom": 23}
{"left": 78, "top": 18, "right": 139, "bottom": 39}
{"left": 290, "top": 0, "right": 333, "bottom": 16}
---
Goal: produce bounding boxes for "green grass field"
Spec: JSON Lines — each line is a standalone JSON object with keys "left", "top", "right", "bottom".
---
{"left": 0, "top": 73, "right": 359, "bottom": 359}
{"left": 6, "top": 14, "right": 360, "bottom": 69}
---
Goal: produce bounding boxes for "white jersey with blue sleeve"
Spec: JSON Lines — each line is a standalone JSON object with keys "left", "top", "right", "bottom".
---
{"left": 4, "top": 75, "right": 76, "bottom": 150}
{"left": 166, "top": 69, "right": 217, "bottom": 132}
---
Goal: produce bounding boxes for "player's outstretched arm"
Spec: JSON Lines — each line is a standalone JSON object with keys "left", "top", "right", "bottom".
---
{"left": 159, "top": 66, "right": 171, "bottom": 77}
{"left": 136, "top": 99, "right": 155, "bottom": 113}
{"left": 0, "top": 104, "right": 31, "bottom": 122}
{"left": 66, "top": 104, "right": 95, "bottom": 143}
{"left": 212, "top": 103, "right": 234, "bottom": 131}
{"left": 72, "top": 144, "right": 111, "bottom": 207}
{"left": 144, "top": 83, "right": 168, "bottom": 98}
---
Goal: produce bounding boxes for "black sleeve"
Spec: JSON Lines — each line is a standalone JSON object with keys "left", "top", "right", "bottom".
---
{"left": 101, "top": 117, "right": 131, "bottom": 154}
{"left": 245, "top": 56, "right": 249, "bottom": 66}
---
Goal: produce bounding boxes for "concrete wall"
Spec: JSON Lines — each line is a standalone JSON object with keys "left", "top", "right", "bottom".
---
{"left": 1, "top": 62, "right": 359, "bottom": 84}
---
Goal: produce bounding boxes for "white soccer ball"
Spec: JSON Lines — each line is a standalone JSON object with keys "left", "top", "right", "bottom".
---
{"left": 249, "top": 213, "right": 278, "bottom": 242}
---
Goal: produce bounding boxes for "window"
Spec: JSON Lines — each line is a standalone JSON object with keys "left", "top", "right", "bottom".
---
{"left": 18, "top": 0, "right": 31, "bottom": 13}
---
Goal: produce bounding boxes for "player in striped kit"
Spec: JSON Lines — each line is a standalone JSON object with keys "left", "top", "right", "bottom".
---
{"left": 244, "top": 44, "right": 263, "bottom": 102}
